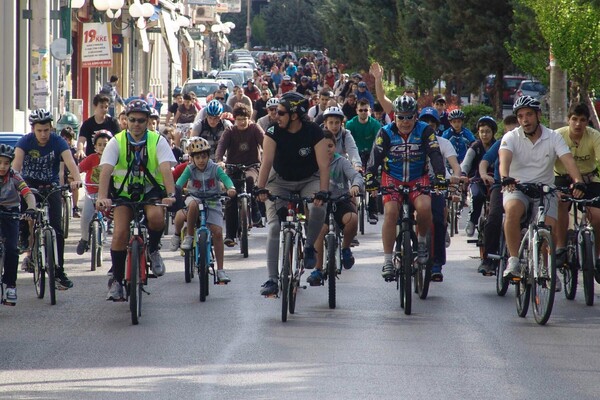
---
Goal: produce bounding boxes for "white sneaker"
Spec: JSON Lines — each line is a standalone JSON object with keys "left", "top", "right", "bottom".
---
{"left": 217, "top": 270, "right": 231, "bottom": 283}
{"left": 169, "top": 234, "right": 181, "bottom": 252}
{"left": 181, "top": 235, "right": 194, "bottom": 250}
{"left": 150, "top": 251, "right": 166, "bottom": 276}
{"left": 465, "top": 221, "right": 475, "bottom": 237}
{"left": 503, "top": 256, "right": 521, "bottom": 278}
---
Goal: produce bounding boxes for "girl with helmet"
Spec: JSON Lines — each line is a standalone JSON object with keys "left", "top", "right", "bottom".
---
{"left": 76, "top": 130, "right": 113, "bottom": 256}
{"left": 255, "top": 90, "right": 330, "bottom": 296}
{"left": 0, "top": 143, "right": 37, "bottom": 305}
{"left": 441, "top": 108, "right": 476, "bottom": 163}
{"left": 322, "top": 106, "right": 362, "bottom": 170}
{"left": 173, "top": 137, "right": 237, "bottom": 283}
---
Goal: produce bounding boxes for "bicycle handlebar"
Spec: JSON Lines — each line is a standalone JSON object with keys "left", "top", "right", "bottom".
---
{"left": 224, "top": 163, "right": 261, "bottom": 171}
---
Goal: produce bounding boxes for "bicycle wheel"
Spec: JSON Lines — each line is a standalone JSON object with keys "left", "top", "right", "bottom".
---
{"left": 531, "top": 229, "right": 556, "bottom": 325}
{"left": 415, "top": 232, "right": 432, "bottom": 299}
{"left": 184, "top": 248, "right": 193, "bottom": 283}
{"left": 198, "top": 231, "right": 209, "bottom": 302}
{"left": 400, "top": 230, "right": 412, "bottom": 315}
{"left": 289, "top": 233, "right": 302, "bottom": 315}
{"left": 163, "top": 210, "right": 170, "bottom": 235}
{"left": 0, "top": 245, "right": 5, "bottom": 302}
{"left": 32, "top": 233, "right": 45, "bottom": 299}
{"left": 563, "top": 229, "right": 578, "bottom": 300}
{"left": 44, "top": 230, "right": 56, "bottom": 305}
{"left": 326, "top": 234, "right": 337, "bottom": 309}
{"left": 449, "top": 202, "right": 456, "bottom": 238}
{"left": 90, "top": 220, "right": 99, "bottom": 271}
{"left": 281, "top": 231, "right": 293, "bottom": 322}
{"left": 496, "top": 231, "right": 510, "bottom": 296}
{"left": 129, "top": 240, "right": 141, "bottom": 325}
{"left": 240, "top": 197, "right": 249, "bottom": 258}
{"left": 581, "top": 231, "right": 595, "bottom": 306}
{"left": 359, "top": 196, "right": 365, "bottom": 235}
{"left": 515, "top": 237, "right": 530, "bottom": 318}
{"left": 62, "top": 195, "right": 71, "bottom": 239}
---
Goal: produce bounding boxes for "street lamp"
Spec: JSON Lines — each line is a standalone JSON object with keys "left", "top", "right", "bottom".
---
{"left": 92, "top": 0, "right": 124, "bottom": 19}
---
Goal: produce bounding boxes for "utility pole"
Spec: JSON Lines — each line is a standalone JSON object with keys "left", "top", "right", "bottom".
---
{"left": 548, "top": 49, "right": 568, "bottom": 129}
{"left": 245, "top": 0, "right": 251, "bottom": 50}
{"left": 29, "top": 0, "right": 51, "bottom": 112}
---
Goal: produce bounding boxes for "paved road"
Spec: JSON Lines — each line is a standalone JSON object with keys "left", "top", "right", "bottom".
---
{"left": 2, "top": 209, "right": 600, "bottom": 399}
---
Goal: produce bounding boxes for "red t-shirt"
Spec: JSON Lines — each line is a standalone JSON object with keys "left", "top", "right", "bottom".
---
{"left": 78, "top": 153, "right": 101, "bottom": 194}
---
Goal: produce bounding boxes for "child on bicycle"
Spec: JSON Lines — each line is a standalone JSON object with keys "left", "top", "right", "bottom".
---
{"left": 175, "top": 138, "right": 236, "bottom": 283}
{"left": 0, "top": 144, "right": 36, "bottom": 305}
{"left": 441, "top": 109, "right": 476, "bottom": 163}
{"left": 308, "top": 130, "right": 364, "bottom": 285}
{"left": 76, "top": 130, "right": 113, "bottom": 255}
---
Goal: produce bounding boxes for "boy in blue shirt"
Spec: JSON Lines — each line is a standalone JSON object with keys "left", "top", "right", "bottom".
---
{"left": 442, "top": 109, "right": 476, "bottom": 163}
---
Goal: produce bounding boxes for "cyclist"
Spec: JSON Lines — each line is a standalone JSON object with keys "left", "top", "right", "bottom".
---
{"left": 76, "top": 130, "right": 113, "bottom": 255}
{"left": 176, "top": 138, "right": 236, "bottom": 283}
{"left": 215, "top": 104, "right": 264, "bottom": 247}
{"left": 365, "top": 96, "right": 446, "bottom": 280}
{"left": 96, "top": 100, "right": 177, "bottom": 301}
{"left": 307, "top": 90, "right": 332, "bottom": 122}
{"left": 257, "top": 97, "right": 279, "bottom": 132}
{"left": 441, "top": 109, "right": 476, "bottom": 163}
{"left": 148, "top": 107, "right": 160, "bottom": 132}
{"left": 76, "top": 94, "right": 120, "bottom": 159}
{"left": 191, "top": 100, "right": 233, "bottom": 159}
{"left": 553, "top": 102, "right": 600, "bottom": 280}
{"left": 252, "top": 88, "right": 271, "bottom": 122}
{"left": 165, "top": 86, "right": 183, "bottom": 126}
{"left": 460, "top": 116, "right": 497, "bottom": 237}
{"left": 0, "top": 144, "right": 36, "bottom": 305}
{"left": 256, "top": 91, "right": 330, "bottom": 296}
{"left": 309, "top": 130, "right": 364, "bottom": 285}
{"left": 13, "top": 108, "right": 82, "bottom": 289}
{"left": 278, "top": 75, "right": 296, "bottom": 95}
{"left": 500, "top": 95, "right": 584, "bottom": 280}
{"left": 226, "top": 86, "right": 253, "bottom": 116}
{"left": 345, "top": 99, "right": 382, "bottom": 224}
{"left": 432, "top": 95, "right": 450, "bottom": 135}
{"left": 322, "top": 106, "right": 362, "bottom": 171}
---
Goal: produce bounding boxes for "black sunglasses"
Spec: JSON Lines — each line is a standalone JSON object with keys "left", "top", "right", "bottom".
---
{"left": 128, "top": 117, "right": 148, "bottom": 124}
{"left": 357, "top": 108, "right": 369, "bottom": 112}
{"left": 396, "top": 114, "right": 415, "bottom": 121}
{"left": 276, "top": 110, "right": 288, "bottom": 116}
{"left": 215, "top": 97, "right": 225, "bottom": 100}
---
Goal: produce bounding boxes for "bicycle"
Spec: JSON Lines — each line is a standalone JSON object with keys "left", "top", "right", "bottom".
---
{"left": 61, "top": 189, "right": 72, "bottom": 239}
{"left": 357, "top": 191, "right": 365, "bottom": 235}
{"left": 29, "top": 184, "right": 71, "bottom": 305}
{"left": 80, "top": 185, "right": 107, "bottom": 271}
{"left": 558, "top": 192, "right": 600, "bottom": 306}
{"left": 509, "top": 183, "right": 557, "bottom": 325}
{"left": 487, "top": 226, "right": 510, "bottom": 296}
{"left": 446, "top": 183, "right": 462, "bottom": 238}
{"left": 379, "top": 184, "right": 434, "bottom": 315}
{"left": 184, "top": 192, "right": 229, "bottom": 302}
{"left": 225, "top": 162, "right": 261, "bottom": 258}
{"left": 266, "top": 192, "right": 309, "bottom": 322}
{"left": 0, "top": 211, "right": 24, "bottom": 306}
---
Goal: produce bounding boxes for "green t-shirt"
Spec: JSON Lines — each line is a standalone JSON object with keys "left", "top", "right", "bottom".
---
{"left": 345, "top": 116, "right": 382, "bottom": 153}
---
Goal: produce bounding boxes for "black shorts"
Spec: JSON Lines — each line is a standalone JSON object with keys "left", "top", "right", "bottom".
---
{"left": 555, "top": 176, "right": 600, "bottom": 204}
{"left": 330, "top": 198, "right": 357, "bottom": 228}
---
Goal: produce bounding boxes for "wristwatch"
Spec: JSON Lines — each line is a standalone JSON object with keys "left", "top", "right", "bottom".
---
{"left": 167, "top": 192, "right": 176, "bottom": 198}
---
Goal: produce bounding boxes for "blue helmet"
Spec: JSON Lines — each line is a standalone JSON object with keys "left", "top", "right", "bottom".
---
{"left": 418, "top": 107, "right": 440, "bottom": 123}
{"left": 476, "top": 115, "right": 497, "bottom": 133}
{"left": 206, "top": 99, "right": 224, "bottom": 117}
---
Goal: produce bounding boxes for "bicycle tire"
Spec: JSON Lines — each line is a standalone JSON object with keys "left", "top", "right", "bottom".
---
{"left": 281, "top": 231, "right": 293, "bottom": 322}
{"left": 581, "top": 231, "right": 595, "bottom": 306}
{"left": 359, "top": 197, "right": 365, "bottom": 235}
{"left": 43, "top": 230, "right": 56, "bottom": 305}
{"left": 563, "top": 229, "right": 578, "bottom": 300}
{"left": 496, "top": 231, "right": 510, "bottom": 296}
{"left": 32, "top": 233, "right": 45, "bottom": 299}
{"left": 91, "top": 220, "right": 99, "bottom": 271}
{"left": 163, "top": 210, "right": 170, "bottom": 235}
{"left": 415, "top": 232, "right": 432, "bottom": 299}
{"left": 326, "top": 234, "right": 337, "bottom": 309}
{"left": 401, "top": 230, "right": 412, "bottom": 314}
{"left": 289, "top": 234, "right": 302, "bottom": 315}
{"left": 516, "top": 237, "right": 530, "bottom": 318}
{"left": 449, "top": 202, "right": 456, "bottom": 238}
{"left": 129, "top": 239, "right": 140, "bottom": 325}
{"left": 240, "top": 198, "right": 249, "bottom": 258}
{"left": 184, "top": 249, "right": 193, "bottom": 283}
{"left": 531, "top": 229, "right": 556, "bottom": 325}
{"left": 0, "top": 244, "right": 5, "bottom": 302}
{"left": 62, "top": 195, "right": 71, "bottom": 239}
{"left": 198, "top": 231, "right": 209, "bottom": 302}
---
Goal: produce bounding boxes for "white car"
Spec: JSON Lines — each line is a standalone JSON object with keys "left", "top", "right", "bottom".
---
{"left": 182, "top": 79, "right": 221, "bottom": 107}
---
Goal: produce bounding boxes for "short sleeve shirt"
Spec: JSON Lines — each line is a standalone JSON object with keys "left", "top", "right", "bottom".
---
{"left": 554, "top": 126, "right": 600, "bottom": 181}
{"left": 499, "top": 125, "right": 570, "bottom": 185}
{"left": 16, "top": 132, "right": 69, "bottom": 186}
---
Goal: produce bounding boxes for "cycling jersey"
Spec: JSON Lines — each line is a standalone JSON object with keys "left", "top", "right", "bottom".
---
{"left": 554, "top": 126, "right": 600, "bottom": 182}
{"left": 441, "top": 127, "right": 476, "bottom": 163}
{"left": 367, "top": 121, "right": 445, "bottom": 182}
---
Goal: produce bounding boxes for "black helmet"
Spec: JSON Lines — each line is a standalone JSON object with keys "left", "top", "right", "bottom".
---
{"left": 513, "top": 95, "right": 541, "bottom": 114}
{"left": 392, "top": 95, "right": 417, "bottom": 114}
{"left": 0, "top": 143, "right": 15, "bottom": 161}
{"left": 279, "top": 92, "right": 309, "bottom": 118}
{"left": 448, "top": 109, "right": 466, "bottom": 120}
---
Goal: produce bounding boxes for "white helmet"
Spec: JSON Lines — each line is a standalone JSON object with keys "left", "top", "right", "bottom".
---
{"left": 323, "top": 106, "right": 344, "bottom": 119}
{"left": 266, "top": 98, "right": 279, "bottom": 108}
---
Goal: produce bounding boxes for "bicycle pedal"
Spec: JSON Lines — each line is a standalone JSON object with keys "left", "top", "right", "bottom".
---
{"left": 509, "top": 276, "right": 521, "bottom": 282}
{"left": 216, "top": 281, "right": 228, "bottom": 285}
{"left": 264, "top": 293, "right": 278, "bottom": 299}
{"left": 147, "top": 273, "right": 158, "bottom": 279}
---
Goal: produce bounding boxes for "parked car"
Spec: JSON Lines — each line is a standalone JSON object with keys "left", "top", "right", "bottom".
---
{"left": 231, "top": 68, "right": 253, "bottom": 83}
{"left": 216, "top": 70, "right": 245, "bottom": 87}
{"left": 483, "top": 75, "right": 528, "bottom": 106}
{"left": 182, "top": 79, "right": 221, "bottom": 107}
{"left": 514, "top": 80, "right": 547, "bottom": 103}
{"left": 229, "top": 62, "right": 254, "bottom": 70}
{"left": 0, "top": 132, "right": 26, "bottom": 147}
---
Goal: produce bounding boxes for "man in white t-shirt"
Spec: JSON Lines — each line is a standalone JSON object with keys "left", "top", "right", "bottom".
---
{"left": 307, "top": 90, "right": 332, "bottom": 121}
{"left": 499, "top": 96, "right": 584, "bottom": 280}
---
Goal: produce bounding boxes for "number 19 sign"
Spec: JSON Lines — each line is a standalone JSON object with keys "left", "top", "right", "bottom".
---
{"left": 81, "top": 23, "right": 113, "bottom": 68}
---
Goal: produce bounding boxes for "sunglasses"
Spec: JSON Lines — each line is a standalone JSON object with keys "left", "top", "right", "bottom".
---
{"left": 128, "top": 117, "right": 148, "bottom": 124}
{"left": 276, "top": 110, "right": 288, "bottom": 116}
{"left": 268, "top": 107, "right": 277, "bottom": 112}
{"left": 215, "top": 97, "right": 225, "bottom": 100}
{"left": 396, "top": 114, "right": 415, "bottom": 121}
{"left": 357, "top": 109, "right": 369, "bottom": 112}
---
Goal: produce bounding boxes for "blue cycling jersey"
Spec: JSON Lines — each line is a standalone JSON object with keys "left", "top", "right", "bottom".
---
{"left": 442, "top": 127, "right": 476, "bottom": 163}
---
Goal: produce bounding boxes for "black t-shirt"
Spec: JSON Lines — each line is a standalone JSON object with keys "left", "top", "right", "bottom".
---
{"left": 79, "top": 115, "right": 120, "bottom": 156}
{"left": 254, "top": 98, "right": 268, "bottom": 120}
{"left": 168, "top": 102, "right": 179, "bottom": 114}
{"left": 266, "top": 120, "right": 324, "bottom": 181}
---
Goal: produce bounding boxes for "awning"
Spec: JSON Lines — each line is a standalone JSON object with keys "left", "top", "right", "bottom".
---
{"left": 181, "top": 28, "right": 194, "bottom": 50}
{"left": 160, "top": 9, "right": 181, "bottom": 70}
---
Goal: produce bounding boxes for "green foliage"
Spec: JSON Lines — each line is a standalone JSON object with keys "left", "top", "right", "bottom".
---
{"left": 382, "top": 81, "right": 404, "bottom": 102}
{"left": 251, "top": 14, "right": 266, "bottom": 45}
{"left": 461, "top": 104, "right": 495, "bottom": 132}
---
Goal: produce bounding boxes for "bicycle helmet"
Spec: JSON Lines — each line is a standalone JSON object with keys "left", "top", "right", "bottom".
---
{"left": 185, "top": 137, "right": 201, "bottom": 154}
{"left": 0, "top": 143, "right": 15, "bottom": 161}
{"left": 29, "top": 108, "right": 53, "bottom": 125}
{"left": 149, "top": 107, "right": 160, "bottom": 120}
{"left": 418, "top": 107, "right": 440, "bottom": 123}
{"left": 476, "top": 115, "right": 498, "bottom": 134}
{"left": 513, "top": 95, "right": 541, "bottom": 114}
{"left": 323, "top": 106, "right": 345, "bottom": 119}
{"left": 126, "top": 99, "right": 151, "bottom": 116}
{"left": 279, "top": 92, "right": 309, "bottom": 117}
{"left": 188, "top": 137, "right": 211, "bottom": 155}
{"left": 392, "top": 95, "right": 417, "bottom": 114}
{"left": 206, "top": 99, "right": 224, "bottom": 117}
{"left": 448, "top": 109, "right": 465, "bottom": 120}
{"left": 93, "top": 129, "right": 113, "bottom": 145}
{"left": 173, "top": 86, "right": 183, "bottom": 96}
{"left": 266, "top": 97, "right": 279, "bottom": 108}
